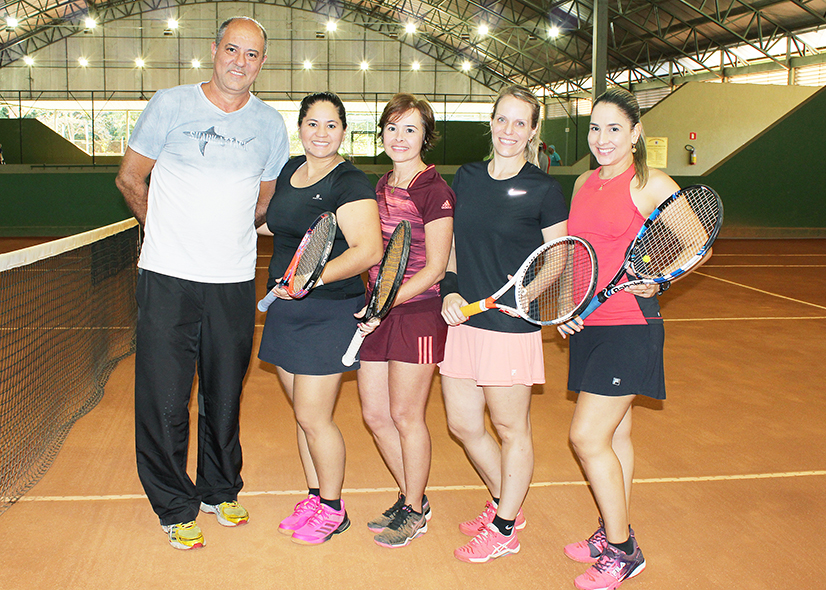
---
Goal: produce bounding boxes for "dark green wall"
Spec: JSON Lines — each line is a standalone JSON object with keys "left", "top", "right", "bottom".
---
{"left": 0, "top": 119, "right": 118, "bottom": 166}
{"left": 0, "top": 170, "right": 131, "bottom": 236}
{"left": 2, "top": 86, "right": 824, "bottom": 237}
{"left": 670, "top": 85, "right": 826, "bottom": 234}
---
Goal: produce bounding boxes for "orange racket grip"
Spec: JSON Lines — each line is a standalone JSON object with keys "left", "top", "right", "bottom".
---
{"left": 460, "top": 297, "right": 496, "bottom": 317}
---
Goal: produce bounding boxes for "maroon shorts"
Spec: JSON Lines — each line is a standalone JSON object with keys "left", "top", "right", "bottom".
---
{"left": 359, "top": 298, "right": 447, "bottom": 364}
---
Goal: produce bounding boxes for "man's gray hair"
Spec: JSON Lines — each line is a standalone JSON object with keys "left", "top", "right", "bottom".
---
{"left": 215, "top": 16, "right": 268, "bottom": 56}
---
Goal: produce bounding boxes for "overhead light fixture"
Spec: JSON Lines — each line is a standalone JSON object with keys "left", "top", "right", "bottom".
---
{"left": 23, "top": 55, "right": 34, "bottom": 66}
{"left": 326, "top": 21, "right": 337, "bottom": 32}
{"left": 461, "top": 60, "right": 471, "bottom": 72}
{"left": 84, "top": 17, "right": 96, "bottom": 30}
{"left": 548, "top": 25, "right": 560, "bottom": 38}
{"left": 167, "top": 18, "right": 178, "bottom": 30}
{"left": 360, "top": 61, "right": 369, "bottom": 71}
{"left": 191, "top": 59, "right": 201, "bottom": 68}
{"left": 411, "top": 60, "right": 420, "bottom": 71}
{"left": 478, "top": 24, "right": 489, "bottom": 36}
{"left": 5, "top": 16, "right": 19, "bottom": 30}
{"left": 135, "top": 58, "right": 145, "bottom": 68}
{"left": 78, "top": 57, "right": 89, "bottom": 67}
{"left": 405, "top": 23, "right": 416, "bottom": 35}
{"left": 303, "top": 60, "right": 312, "bottom": 70}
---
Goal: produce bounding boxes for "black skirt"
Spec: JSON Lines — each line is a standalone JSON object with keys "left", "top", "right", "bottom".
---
{"left": 258, "top": 295, "right": 364, "bottom": 375}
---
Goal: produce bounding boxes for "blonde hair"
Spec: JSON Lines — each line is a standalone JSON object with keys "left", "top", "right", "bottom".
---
{"left": 489, "top": 85, "right": 542, "bottom": 166}
{"left": 593, "top": 87, "right": 648, "bottom": 187}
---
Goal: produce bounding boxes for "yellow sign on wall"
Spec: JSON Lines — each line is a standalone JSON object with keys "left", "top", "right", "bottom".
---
{"left": 646, "top": 137, "right": 668, "bottom": 168}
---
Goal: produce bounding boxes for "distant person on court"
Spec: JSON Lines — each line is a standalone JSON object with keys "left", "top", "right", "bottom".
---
{"left": 538, "top": 142, "right": 562, "bottom": 173}
{"left": 115, "top": 16, "right": 290, "bottom": 550}
{"left": 0, "top": 142, "right": 5, "bottom": 164}
{"left": 257, "top": 92, "right": 383, "bottom": 545}
{"left": 355, "top": 94, "right": 454, "bottom": 548}
{"left": 556, "top": 87, "right": 682, "bottom": 590}
{"left": 440, "top": 85, "right": 568, "bottom": 563}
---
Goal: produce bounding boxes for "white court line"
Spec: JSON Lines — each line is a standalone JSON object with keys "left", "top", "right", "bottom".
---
{"left": 13, "top": 470, "right": 826, "bottom": 503}
{"left": 695, "top": 271, "right": 826, "bottom": 311}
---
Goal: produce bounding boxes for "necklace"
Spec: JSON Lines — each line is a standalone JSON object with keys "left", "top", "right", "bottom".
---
{"left": 596, "top": 173, "right": 621, "bottom": 191}
{"left": 390, "top": 164, "right": 427, "bottom": 194}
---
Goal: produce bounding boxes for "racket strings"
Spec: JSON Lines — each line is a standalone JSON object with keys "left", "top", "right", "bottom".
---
{"left": 373, "top": 227, "right": 409, "bottom": 312}
{"left": 293, "top": 216, "right": 335, "bottom": 286}
{"left": 518, "top": 241, "right": 595, "bottom": 323}
{"left": 632, "top": 187, "right": 721, "bottom": 278}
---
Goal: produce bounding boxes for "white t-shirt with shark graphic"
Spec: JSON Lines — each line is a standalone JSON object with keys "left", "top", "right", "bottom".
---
{"left": 129, "top": 83, "right": 289, "bottom": 283}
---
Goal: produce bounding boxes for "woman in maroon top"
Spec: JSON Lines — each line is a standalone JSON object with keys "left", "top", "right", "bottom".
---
{"left": 356, "top": 94, "right": 454, "bottom": 548}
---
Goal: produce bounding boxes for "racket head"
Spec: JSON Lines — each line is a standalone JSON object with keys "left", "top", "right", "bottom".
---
{"left": 512, "top": 236, "right": 598, "bottom": 325}
{"left": 282, "top": 211, "right": 337, "bottom": 297}
{"left": 365, "top": 220, "right": 412, "bottom": 319}
{"left": 629, "top": 185, "right": 723, "bottom": 281}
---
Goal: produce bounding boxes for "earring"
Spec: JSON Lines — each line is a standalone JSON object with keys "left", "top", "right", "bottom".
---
{"left": 631, "top": 145, "right": 637, "bottom": 154}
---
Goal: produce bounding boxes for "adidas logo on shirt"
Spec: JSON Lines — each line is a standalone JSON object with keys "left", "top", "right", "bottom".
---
{"left": 441, "top": 199, "right": 452, "bottom": 210}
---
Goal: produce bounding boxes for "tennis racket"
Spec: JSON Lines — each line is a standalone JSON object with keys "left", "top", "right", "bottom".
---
{"left": 257, "top": 211, "right": 337, "bottom": 312}
{"left": 578, "top": 184, "right": 723, "bottom": 320}
{"left": 460, "top": 236, "right": 598, "bottom": 325}
{"left": 341, "top": 220, "right": 412, "bottom": 367}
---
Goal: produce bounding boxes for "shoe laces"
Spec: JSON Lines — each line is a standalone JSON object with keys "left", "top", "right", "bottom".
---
{"left": 593, "top": 544, "right": 623, "bottom": 574}
{"left": 386, "top": 504, "right": 414, "bottom": 530}
{"left": 382, "top": 494, "right": 406, "bottom": 518}
{"left": 467, "top": 525, "right": 494, "bottom": 548}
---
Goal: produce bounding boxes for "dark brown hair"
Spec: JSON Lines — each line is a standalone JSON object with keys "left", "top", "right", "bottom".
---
{"left": 593, "top": 87, "right": 648, "bottom": 187}
{"left": 378, "top": 93, "right": 439, "bottom": 152}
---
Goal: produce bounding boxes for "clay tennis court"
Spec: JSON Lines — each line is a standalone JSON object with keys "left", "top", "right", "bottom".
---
{"left": 0, "top": 236, "right": 823, "bottom": 589}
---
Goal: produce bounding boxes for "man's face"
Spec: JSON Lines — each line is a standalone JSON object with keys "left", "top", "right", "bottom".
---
{"left": 210, "top": 20, "right": 267, "bottom": 96}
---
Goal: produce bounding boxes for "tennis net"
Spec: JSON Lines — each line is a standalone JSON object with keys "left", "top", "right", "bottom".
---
{"left": 0, "top": 219, "right": 139, "bottom": 514}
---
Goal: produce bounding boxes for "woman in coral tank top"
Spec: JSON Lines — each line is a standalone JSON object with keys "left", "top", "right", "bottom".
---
{"left": 558, "top": 87, "right": 682, "bottom": 590}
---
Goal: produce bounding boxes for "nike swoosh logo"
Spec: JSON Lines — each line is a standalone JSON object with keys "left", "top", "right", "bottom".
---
{"left": 507, "top": 189, "right": 527, "bottom": 196}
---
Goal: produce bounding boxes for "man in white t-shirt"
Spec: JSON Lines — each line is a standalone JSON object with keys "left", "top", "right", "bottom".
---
{"left": 116, "top": 16, "right": 289, "bottom": 551}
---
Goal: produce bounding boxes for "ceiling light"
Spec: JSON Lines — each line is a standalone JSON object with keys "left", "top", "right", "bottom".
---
{"left": 548, "top": 25, "right": 560, "bottom": 38}
{"left": 360, "top": 61, "right": 369, "bottom": 71}
{"left": 78, "top": 57, "right": 89, "bottom": 67}
{"left": 411, "top": 61, "right": 420, "bottom": 71}
{"left": 405, "top": 23, "right": 416, "bottom": 35}
{"left": 303, "top": 60, "right": 313, "bottom": 70}
{"left": 23, "top": 55, "right": 34, "bottom": 66}
{"left": 167, "top": 18, "right": 178, "bottom": 30}
{"left": 461, "top": 60, "right": 471, "bottom": 71}
{"left": 84, "top": 17, "right": 96, "bottom": 30}
{"left": 6, "top": 17, "right": 19, "bottom": 29}
{"left": 135, "top": 58, "right": 145, "bottom": 68}
{"left": 478, "top": 24, "right": 489, "bottom": 36}
{"left": 326, "top": 21, "right": 337, "bottom": 32}
{"left": 191, "top": 59, "right": 201, "bottom": 68}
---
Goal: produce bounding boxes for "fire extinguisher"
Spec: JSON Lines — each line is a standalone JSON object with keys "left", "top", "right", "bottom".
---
{"left": 685, "top": 144, "right": 697, "bottom": 165}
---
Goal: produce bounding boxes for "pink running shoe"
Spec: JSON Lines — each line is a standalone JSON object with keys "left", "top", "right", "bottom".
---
{"left": 454, "top": 523, "right": 520, "bottom": 563}
{"left": 574, "top": 540, "right": 646, "bottom": 590}
{"left": 291, "top": 502, "right": 350, "bottom": 545}
{"left": 459, "top": 501, "right": 526, "bottom": 536}
{"left": 564, "top": 519, "right": 607, "bottom": 563}
{"left": 278, "top": 495, "right": 320, "bottom": 535}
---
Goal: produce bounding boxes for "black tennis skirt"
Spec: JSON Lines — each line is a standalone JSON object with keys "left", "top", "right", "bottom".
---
{"left": 568, "top": 323, "right": 666, "bottom": 400}
{"left": 258, "top": 295, "right": 364, "bottom": 375}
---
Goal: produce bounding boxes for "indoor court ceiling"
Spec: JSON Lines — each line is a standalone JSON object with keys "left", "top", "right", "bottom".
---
{"left": 2, "top": 0, "right": 826, "bottom": 94}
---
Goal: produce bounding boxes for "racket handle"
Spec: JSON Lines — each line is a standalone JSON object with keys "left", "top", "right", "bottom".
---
{"left": 577, "top": 295, "right": 602, "bottom": 321}
{"left": 460, "top": 297, "right": 495, "bottom": 318}
{"left": 257, "top": 290, "right": 277, "bottom": 312}
{"left": 341, "top": 329, "right": 367, "bottom": 367}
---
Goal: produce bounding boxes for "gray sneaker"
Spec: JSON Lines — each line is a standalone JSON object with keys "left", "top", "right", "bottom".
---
{"left": 373, "top": 505, "right": 428, "bottom": 548}
{"left": 367, "top": 493, "right": 431, "bottom": 533}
